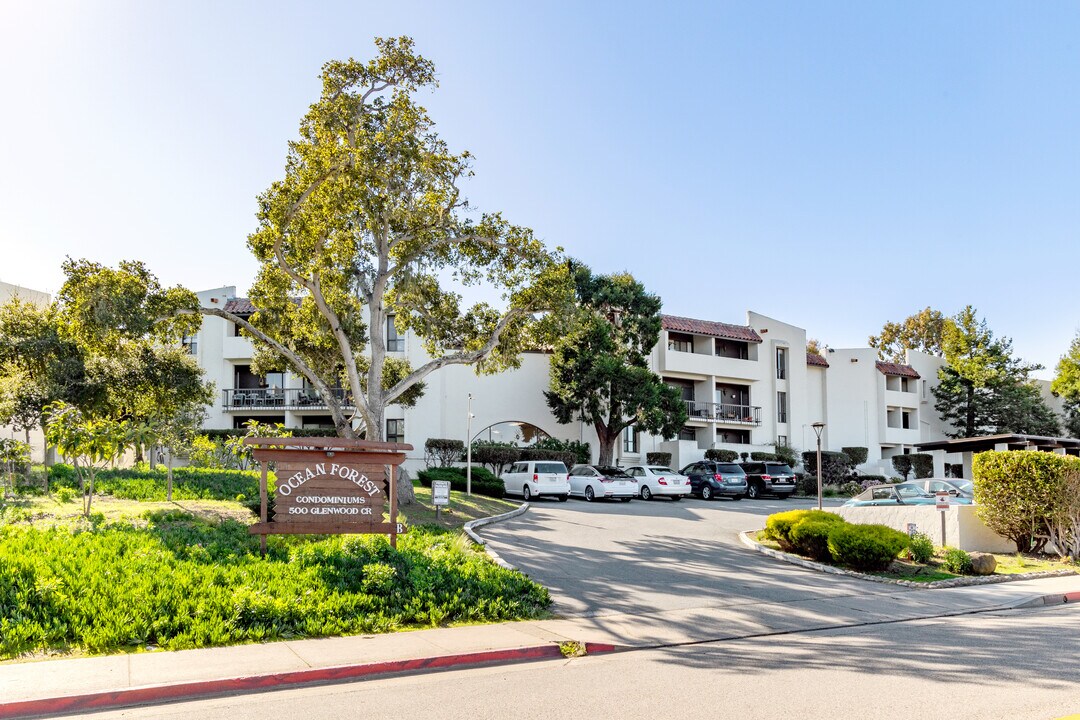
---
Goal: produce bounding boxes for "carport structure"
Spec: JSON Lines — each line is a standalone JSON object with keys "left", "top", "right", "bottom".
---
{"left": 916, "top": 433, "right": 1080, "bottom": 479}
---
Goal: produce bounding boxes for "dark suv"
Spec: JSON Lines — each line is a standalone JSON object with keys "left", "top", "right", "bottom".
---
{"left": 679, "top": 461, "right": 748, "bottom": 501}
{"left": 740, "top": 461, "right": 796, "bottom": 499}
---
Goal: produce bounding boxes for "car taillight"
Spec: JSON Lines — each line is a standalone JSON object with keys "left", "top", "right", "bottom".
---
{"left": 533, "top": 473, "right": 538, "bottom": 481}
{"left": 566, "top": 474, "right": 570, "bottom": 482}
{"left": 600, "top": 477, "right": 612, "bottom": 483}
{"left": 761, "top": 475, "right": 771, "bottom": 481}
{"left": 714, "top": 474, "right": 723, "bottom": 481}
{"left": 658, "top": 477, "right": 668, "bottom": 485}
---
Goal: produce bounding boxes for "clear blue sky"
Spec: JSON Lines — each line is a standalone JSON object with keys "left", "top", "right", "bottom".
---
{"left": 2, "top": 1, "right": 1078, "bottom": 377}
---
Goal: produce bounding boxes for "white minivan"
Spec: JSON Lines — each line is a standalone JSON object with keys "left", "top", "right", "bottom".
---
{"left": 501, "top": 461, "right": 571, "bottom": 502}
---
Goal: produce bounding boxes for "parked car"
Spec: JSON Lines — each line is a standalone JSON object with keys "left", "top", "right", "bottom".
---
{"left": 739, "top": 461, "right": 797, "bottom": 499}
{"left": 679, "top": 461, "right": 748, "bottom": 500}
{"left": 842, "top": 483, "right": 968, "bottom": 507}
{"left": 624, "top": 465, "right": 692, "bottom": 500}
{"left": 899, "top": 478, "right": 974, "bottom": 501}
{"left": 568, "top": 464, "right": 637, "bottom": 502}
{"left": 501, "top": 460, "right": 570, "bottom": 502}
{"left": 894, "top": 480, "right": 973, "bottom": 505}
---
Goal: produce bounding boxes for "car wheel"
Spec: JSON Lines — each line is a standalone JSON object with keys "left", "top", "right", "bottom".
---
{"left": 747, "top": 483, "right": 760, "bottom": 500}
{"left": 522, "top": 485, "right": 532, "bottom": 502}
{"left": 558, "top": 494, "right": 568, "bottom": 502}
{"left": 584, "top": 486, "right": 595, "bottom": 502}
{"left": 640, "top": 485, "right": 652, "bottom": 501}
{"left": 701, "top": 485, "right": 713, "bottom": 500}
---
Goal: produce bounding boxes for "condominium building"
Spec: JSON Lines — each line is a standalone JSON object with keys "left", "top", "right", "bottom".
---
{"left": 0, "top": 281, "right": 51, "bottom": 462}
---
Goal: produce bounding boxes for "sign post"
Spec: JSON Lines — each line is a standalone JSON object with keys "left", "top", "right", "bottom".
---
{"left": 936, "top": 491, "right": 950, "bottom": 546}
{"left": 432, "top": 479, "right": 450, "bottom": 522}
{"left": 246, "top": 437, "right": 413, "bottom": 554}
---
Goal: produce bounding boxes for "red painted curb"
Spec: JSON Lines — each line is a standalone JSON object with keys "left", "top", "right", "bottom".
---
{"left": 0, "top": 642, "right": 618, "bottom": 719}
{"left": 1064, "top": 591, "right": 1080, "bottom": 603}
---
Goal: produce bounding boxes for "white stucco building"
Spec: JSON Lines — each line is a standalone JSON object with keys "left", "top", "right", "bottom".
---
{"left": 0, "top": 281, "right": 52, "bottom": 462}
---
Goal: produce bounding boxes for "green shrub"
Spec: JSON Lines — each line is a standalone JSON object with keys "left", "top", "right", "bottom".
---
{"left": 750, "top": 452, "right": 778, "bottom": 461}
{"left": 764, "top": 510, "right": 845, "bottom": 550}
{"left": 910, "top": 453, "right": 934, "bottom": 479}
{"left": 705, "top": 449, "right": 738, "bottom": 462}
{"left": 826, "top": 523, "right": 909, "bottom": 571}
{"left": 794, "top": 472, "right": 816, "bottom": 496}
{"left": 973, "top": 451, "right": 1079, "bottom": 552}
{"left": 842, "top": 447, "right": 869, "bottom": 466}
{"left": 773, "top": 443, "right": 798, "bottom": 468}
{"left": 531, "top": 437, "right": 591, "bottom": 465}
{"left": 0, "top": 520, "right": 550, "bottom": 659}
{"left": 906, "top": 532, "right": 934, "bottom": 563}
{"left": 424, "top": 439, "right": 464, "bottom": 468}
{"left": 646, "top": 452, "right": 672, "bottom": 466}
{"left": 941, "top": 547, "right": 973, "bottom": 574}
{"left": 517, "top": 448, "right": 576, "bottom": 469}
{"left": 838, "top": 481, "right": 863, "bottom": 497}
{"left": 789, "top": 517, "right": 845, "bottom": 561}
{"left": 469, "top": 442, "right": 521, "bottom": 476}
{"left": 54, "top": 487, "right": 76, "bottom": 504}
{"left": 416, "top": 467, "right": 504, "bottom": 498}
{"left": 802, "top": 451, "right": 853, "bottom": 485}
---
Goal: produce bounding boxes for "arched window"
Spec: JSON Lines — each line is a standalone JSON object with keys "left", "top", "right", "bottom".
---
{"left": 472, "top": 421, "right": 551, "bottom": 445}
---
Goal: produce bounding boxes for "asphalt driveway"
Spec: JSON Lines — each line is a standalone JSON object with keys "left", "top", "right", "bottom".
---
{"left": 477, "top": 495, "right": 916, "bottom": 617}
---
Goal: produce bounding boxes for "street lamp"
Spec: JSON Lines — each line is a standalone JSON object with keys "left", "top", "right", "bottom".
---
{"left": 466, "top": 394, "right": 475, "bottom": 496}
{"left": 811, "top": 422, "right": 826, "bottom": 511}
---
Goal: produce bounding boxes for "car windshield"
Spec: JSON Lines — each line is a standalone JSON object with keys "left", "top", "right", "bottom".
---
{"left": 955, "top": 481, "right": 974, "bottom": 493}
{"left": 766, "top": 464, "right": 793, "bottom": 474}
{"left": 535, "top": 463, "right": 567, "bottom": 474}
{"left": 716, "top": 463, "right": 745, "bottom": 474}
{"left": 595, "top": 466, "right": 630, "bottom": 478}
{"left": 649, "top": 467, "right": 676, "bottom": 474}
{"left": 897, "top": 484, "right": 932, "bottom": 498}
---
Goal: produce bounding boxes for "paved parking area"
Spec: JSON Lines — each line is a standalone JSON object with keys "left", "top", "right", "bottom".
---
{"left": 477, "top": 495, "right": 914, "bottom": 616}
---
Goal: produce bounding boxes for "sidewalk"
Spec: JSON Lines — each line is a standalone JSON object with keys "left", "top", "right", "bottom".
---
{"left": 1, "top": 574, "right": 1078, "bottom": 718}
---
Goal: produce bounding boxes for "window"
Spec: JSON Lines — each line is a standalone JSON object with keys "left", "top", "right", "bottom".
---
{"left": 232, "top": 315, "right": 252, "bottom": 337}
{"left": 386, "top": 418, "right": 405, "bottom": 444}
{"left": 679, "top": 426, "right": 697, "bottom": 441}
{"left": 668, "top": 332, "right": 694, "bottom": 353}
{"left": 776, "top": 347, "right": 787, "bottom": 379}
{"left": 715, "top": 339, "right": 750, "bottom": 360}
{"left": 386, "top": 315, "right": 405, "bottom": 352}
{"left": 777, "top": 435, "right": 788, "bottom": 447}
{"left": 901, "top": 377, "right": 911, "bottom": 392}
{"left": 777, "top": 392, "right": 788, "bottom": 423}
{"left": 922, "top": 380, "right": 928, "bottom": 399}
{"left": 181, "top": 334, "right": 197, "bottom": 355}
{"left": 623, "top": 427, "right": 639, "bottom": 454}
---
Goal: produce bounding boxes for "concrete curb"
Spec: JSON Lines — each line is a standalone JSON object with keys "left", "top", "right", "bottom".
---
{"left": 464, "top": 501, "right": 530, "bottom": 571}
{"left": 0, "top": 641, "right": 618, "bottom": 719}
{"left": 739, "top": 530, "right": 1078, "bottom": 589}
{"left": 1017, "top": 590, "right": 1080, "bottom": 608}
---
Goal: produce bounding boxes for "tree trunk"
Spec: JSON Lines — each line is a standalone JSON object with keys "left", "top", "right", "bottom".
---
{"left": 595, "top": 421, "right": 617, "bottom": 466}
{"left": 965, "top": 384, "right": 976, "bottom": 437}
{"left": 166, "top": 449, "right": 174, "bottom": 502}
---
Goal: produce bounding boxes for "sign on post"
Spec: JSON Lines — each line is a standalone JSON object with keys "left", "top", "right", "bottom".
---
{"left": 432, "top": 480, "right": 451, "bottom": 506}
{"left": 244, "top": 437, "right": 413, "bottom": 554}
{"left": 936, "top": 490, "right": 950, "bottom": 546}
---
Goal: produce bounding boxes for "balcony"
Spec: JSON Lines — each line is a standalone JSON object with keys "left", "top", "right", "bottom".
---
{"left": 659, "top": 345, "right": 759, "bottom": 381}
{"left": 684, "top": 400, "right": 762, "bottom": 426}
{"left": 222, "top": 387, "right": 354, "bottom": 411}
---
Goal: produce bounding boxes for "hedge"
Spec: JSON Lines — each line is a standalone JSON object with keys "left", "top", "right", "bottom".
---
{"left": 531, "top": 438, "right": 591, "bottom": 465}
{"left": 801, "top": 450, "right": 853, "bottom": 485}
{"left": 47, "top": 464, "right": 268, "bottom": 504}
{"left": 789, "top": 517, "right": 842, "bottom": 561}
{"left": 750, "top": 452, "right": 778, "bottom": 462}
{"left": 973, "top": 450, "right": 1080, "bottom": 553}
{"left": 517, "top": 448, "right": 577, "bottom": 469}
{"left": 469, "top": 443, "right": 520, "bottom": 476}
{"left": 705, "top": 449, "right": 738, "bottom": 462}
{"left": 646, "top": 452, "right": 672, "bottom": 466}
{"left": 841, "top": 447, "right": 868, "bottom": 466}
{"left": 826, "top": 523, "right": 909, "bottom": 571}
{"left": 424, "top": 439, "right": 464, "bottom": 468}
{"left": 764, "top": 509, "right": 841, "bottom": 551}
{"left": 416, "top": 467, "right": 504, "bottom": 498}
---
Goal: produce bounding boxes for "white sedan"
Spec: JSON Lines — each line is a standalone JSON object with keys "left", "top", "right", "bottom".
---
{"left": 568, "top": 465, "right": 637, "bottom": 502}
{"left": 624, "top": 465, "right": 692, "bottom": 500}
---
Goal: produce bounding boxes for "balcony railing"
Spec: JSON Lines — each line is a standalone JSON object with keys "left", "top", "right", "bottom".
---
{"left": 684, "top": 400, "right": 762, "bottom": 425}
{"left": 222, "top": 387, "right": 354, "bottom": 411}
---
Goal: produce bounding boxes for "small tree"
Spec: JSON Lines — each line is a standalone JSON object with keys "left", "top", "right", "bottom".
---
{"left": 891, "top": 455, "right": 914, "bottom": 480}
{"left": 973, "top": 450, "right": 1072, "bottom": 553}
{"left": 869, "top": 307, "right": 949, "bottom": 362}
{"left": 0, "top": 438, "right": 30, "bottom": 490}
{"left": 773, "top": 443, "right": 798, "bottom": 468}
{"left": 842, "top": 447, "right": 869, "bottom": 466}
{"left": 470, "top": 442, "right": 520, "bottom": 476}
{"left": 646, "top": 452, "right": 672, "bottom": 466}
{"left": 910, "top": 453, "right": 934, "bottom": 479}
{"left": 532, "top": 437, "right": 591, "bottom": 464}
{"left": 44, "top": 402, "right": 136, "bottom": 517}
{"left": 424, "top": 438, "right": 464, "bottom": 468}
{"left": 803, "top": 450, "right": 853, "bottom": 485}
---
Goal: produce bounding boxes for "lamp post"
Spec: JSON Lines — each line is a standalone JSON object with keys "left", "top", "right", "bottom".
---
{"left": 466, "top": 394, "right": 474, "bottom": 496}
{"left": 812, "top": 422, "right": 826, "bottom": 511}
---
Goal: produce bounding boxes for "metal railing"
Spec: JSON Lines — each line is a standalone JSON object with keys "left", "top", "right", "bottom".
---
{"left": 684, "top": 400, "right": 762, "bottom": 425}
{"left": 222, "top": 387, "right": 354, "bottom": 411}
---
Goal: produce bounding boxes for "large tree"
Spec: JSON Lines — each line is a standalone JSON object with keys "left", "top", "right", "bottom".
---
{"left": 933, "top": 306, "right": 1054, "bottom": 437}
{"left": 1052, "top": 332, "right": 1080, "bottom": 437}
{"left": 544, "top": 264, "right": 686, "bottom": 465}
{"left": 869, "top": 307, "right": 949, "bottom": 362}
{"left": 191, "top": 37, "right": 561, "bottom": 453}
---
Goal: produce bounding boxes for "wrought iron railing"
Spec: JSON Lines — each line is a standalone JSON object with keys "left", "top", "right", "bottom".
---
{"left": 684, "top": 400, "right": 762, "bottom": 425}
{"left": 222, "top": 387, "right": 354, "bottom": 411}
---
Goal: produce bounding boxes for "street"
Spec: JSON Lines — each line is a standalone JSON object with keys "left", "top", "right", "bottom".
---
{"left": 70, "top": 604, "right": 1080, "bottom": 720}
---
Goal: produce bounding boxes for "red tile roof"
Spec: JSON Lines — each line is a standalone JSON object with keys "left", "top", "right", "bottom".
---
{"left": 806, "top": 352, "right": 829, "bottom": 368}
{"left": 875, "top": 361, "right": 921, "bottom": 379}
{"left": 661, "top": 315, "right": 762, "bottom": 344}
{"left": 222, "top": 298, "right": 257, "bottom": 314}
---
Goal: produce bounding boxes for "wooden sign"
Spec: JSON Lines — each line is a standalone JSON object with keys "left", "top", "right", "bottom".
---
{"left": 244, "top": 437, "right": 413, "bottom": 553}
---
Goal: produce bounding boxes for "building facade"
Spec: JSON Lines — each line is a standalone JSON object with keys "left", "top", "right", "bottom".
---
{"left": 0, "top": 281, "right": 52, "bottom": 462}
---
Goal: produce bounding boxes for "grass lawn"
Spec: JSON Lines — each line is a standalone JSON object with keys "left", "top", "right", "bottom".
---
{"left": 0, "top": 474, "right": 548, "bottom": 661}
{"left": 399, "top": 487, "right": 519, "bottom": 529}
